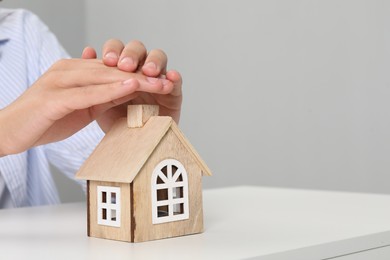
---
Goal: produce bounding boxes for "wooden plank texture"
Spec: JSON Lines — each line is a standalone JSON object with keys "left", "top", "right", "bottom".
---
{"left": 171, "top": 122, "right": 212, "bottom": 176}
{"left": 133, "top": 129, "right": 204, "bottom": 242}
{"left": 76, "top": 117, "right": 172, "bottom": 183}
{"left": 89, "top": 181, "right": 131, "bottom": 242}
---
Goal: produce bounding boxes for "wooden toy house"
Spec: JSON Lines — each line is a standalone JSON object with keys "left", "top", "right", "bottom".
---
{"left": 76, "top": 105, "right": 212, "bottom": 242}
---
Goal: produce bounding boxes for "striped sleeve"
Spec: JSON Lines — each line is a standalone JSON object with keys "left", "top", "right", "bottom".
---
{"left": 20, "top": 11, "right": 105, "bottom": 187}
{"left": 44, "top": 122, "right": 104, "bottom": 189}
{"left": 21, "top": 10, "right": 69, "bottom": 86}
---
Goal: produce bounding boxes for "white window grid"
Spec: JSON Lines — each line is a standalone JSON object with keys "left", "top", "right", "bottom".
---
{"left": 97, "top": 186, "right": 121, "bottom": 227}
{"left": 151, "top": 159, "right": 189, "bottom": 224}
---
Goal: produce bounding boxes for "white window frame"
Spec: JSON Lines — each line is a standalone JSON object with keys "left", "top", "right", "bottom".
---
{"left": 97, "top": 186, "right": 121, "bottom": 227}
{"left": 151, "top": 159, "right": 189, "bottom": 224}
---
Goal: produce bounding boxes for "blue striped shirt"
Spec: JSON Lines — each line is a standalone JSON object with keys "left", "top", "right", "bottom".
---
{"left": 0, "top": 9, "right": 104, "bottom": 208}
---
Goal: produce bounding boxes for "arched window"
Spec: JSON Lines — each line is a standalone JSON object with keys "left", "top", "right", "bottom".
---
{"left": 151, "top": 159, "right": 189, "bottom": 224}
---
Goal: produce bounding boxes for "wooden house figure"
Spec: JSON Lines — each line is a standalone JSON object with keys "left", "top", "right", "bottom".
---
{"left": 76, "top": 105, "right": 212, "bottom": 242}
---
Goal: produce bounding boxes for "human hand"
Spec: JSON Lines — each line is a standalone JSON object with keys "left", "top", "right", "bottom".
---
{"left": 0, "top": 58, "right": 174, "bottom": 156}
{"left": 82, "top": 39, "right": 182, "bottom": 130}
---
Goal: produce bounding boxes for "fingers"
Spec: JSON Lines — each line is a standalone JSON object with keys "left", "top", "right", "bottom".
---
{"left": 166, "top": 70, "right": 183, "bottom": 97}
{"left": 102, "top": 39, "right": 124, "bottom": 67}
{"left": 46, "top": 66, "right": 128, "bottom": 87}
{"left": 101, "top": 39, "right": 170, "bottom": 82}
{"left": 48, "top": 58, "right": 175, "bottom": 95}
{"left": 96, "top": 107, "right": 128, "bottom": 133}
{"left": 49, "top": 58, "right": 103, "bottom": 72}
{"left": 90, "top": 94, "right": 139, "bottom": 121}
{"left": 65, "top": 76, "right": 174, "bottom": 117}
{"left": 93, "top": 40, "right": 170, "bottom": 78}
{"left": 48, "top": 67, "right": 173, "bottom": 96}
{"left": 81, "top": 46, "right": 97, "bottom": 59}
{"left": 142, "top": 49, "right": 168, "bottom": 77}
{"left": 65, "top": 79, "right": 139, "bottom": 111}
{"left": 137, "top": 76, "right": 174, "bottom": 95}
{"left": 117, "top": 40, "right": 147, "bottom": 72}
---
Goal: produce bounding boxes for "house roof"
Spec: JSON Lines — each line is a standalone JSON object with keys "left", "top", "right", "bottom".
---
{"left": 76, "top": 116, "right": 212, "bottom": 183}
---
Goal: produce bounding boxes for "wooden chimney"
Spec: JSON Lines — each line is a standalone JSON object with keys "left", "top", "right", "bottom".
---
{"left": 127, "top": 105, "right": 159, "bottom": 128}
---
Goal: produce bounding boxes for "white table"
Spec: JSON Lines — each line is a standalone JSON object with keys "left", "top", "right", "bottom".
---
{"left": 1, "top": 186, "right": 390, "bottom": 260}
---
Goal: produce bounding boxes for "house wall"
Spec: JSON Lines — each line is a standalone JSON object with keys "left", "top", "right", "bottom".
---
{"left": 89, "top": 181, "right": 132, "bottom": 242}
{"left": 132, "top": 129, "right": 203, "bottom": 242}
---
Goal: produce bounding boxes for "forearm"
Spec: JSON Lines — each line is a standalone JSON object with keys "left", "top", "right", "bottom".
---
{"left": 0, "top": 106, "right": 27, "bottom": 157}
{"left": 0, "top": 94, "right": 48, "bottom": 157}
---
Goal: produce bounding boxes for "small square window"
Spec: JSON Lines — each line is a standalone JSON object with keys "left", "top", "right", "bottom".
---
{"left": 157, "top": 188, "right": 168, "bottom": 201}
{"left": 102, "top": 192, "right": 107, "bottom": 203}
{"left": 173, "top": 203, "right": 184, "bottom": 215}
{"left": 102, "top": 208, "right": 107, "bottom": 220}
{"left": 111, "top": 209, "right": 117, "bottom": 221}
{"left": 173, "top": 187, "right": 183, "bottom": 199}
{"left": 157, "top": 205, "right": 169, "bottom": 217}
{"left": 111, "top": 193, "right": 116, "bottom": 204}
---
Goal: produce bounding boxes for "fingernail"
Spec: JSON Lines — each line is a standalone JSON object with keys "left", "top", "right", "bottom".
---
{"left": 122, "top": 78, "right": 135, "bottom": 85}
{"left": 120, "top": 57, "right": 134, "bottom": 66}
{"left": 146, "top": 77, "right": 159, "bottom": 84}
{"left": 104, "top": 52, "right": 118, "bottom": 60}
{"left": 144, "top": 62, "right": 157, "bottom": 70}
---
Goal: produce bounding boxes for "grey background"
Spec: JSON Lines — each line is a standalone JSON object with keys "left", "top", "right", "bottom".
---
{"left": 2, "top": 0, "right": 390, "bottom": 202}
